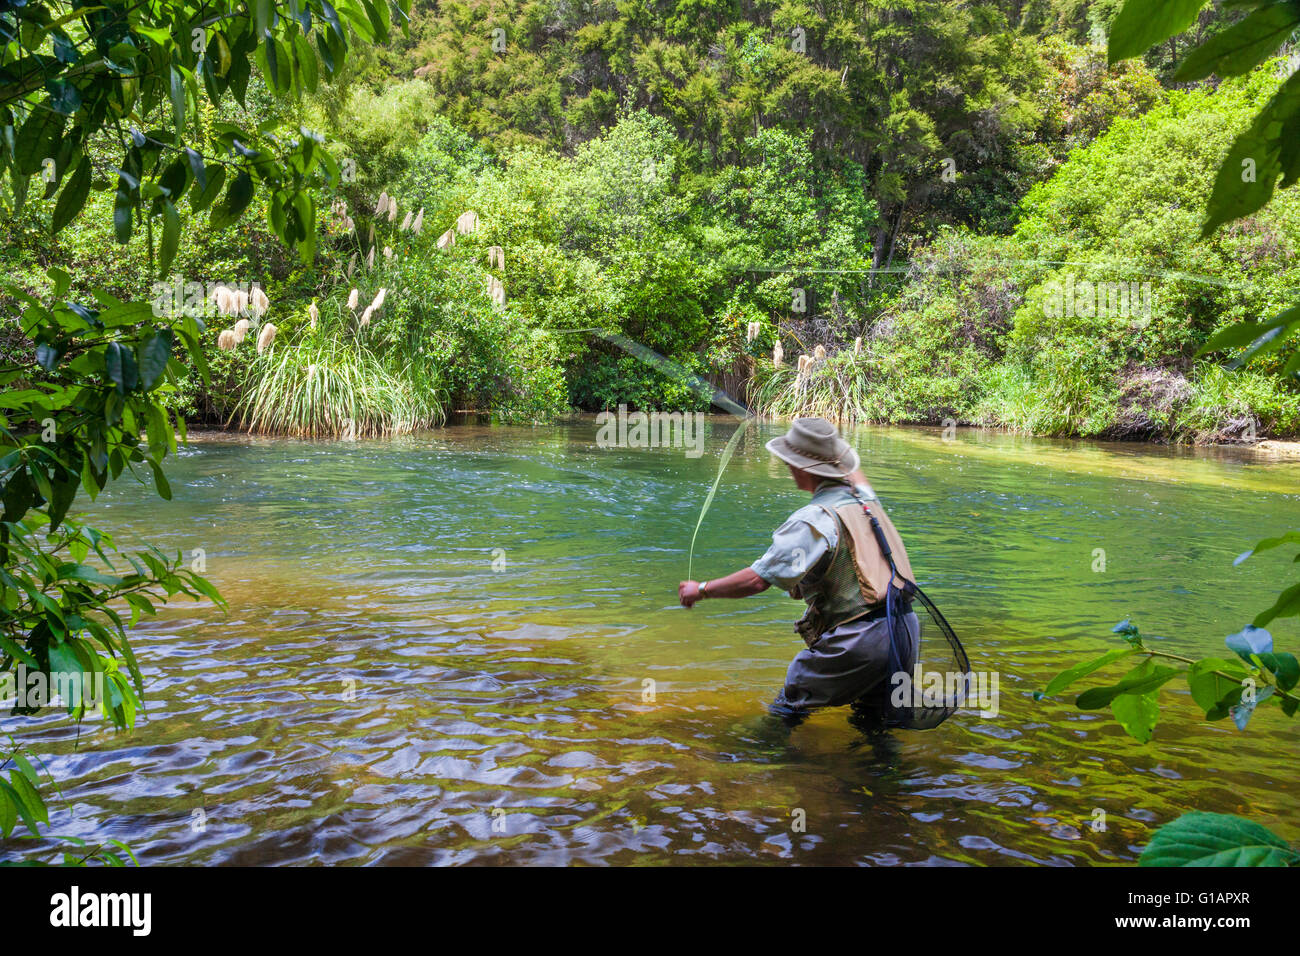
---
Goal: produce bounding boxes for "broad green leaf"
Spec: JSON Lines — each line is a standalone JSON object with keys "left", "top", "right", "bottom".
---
{"left": 98, "top": 300, "right": 155, "bottom": 328}
{"left": 185, "top": 147, "right": 206, "bottom": 193}
{"left": 1198, "top": 305, "right": 1300, "bottom": 356}
{"left": 8, "top": 770, "right": 47, "bottom": 825}
{"left": 1256, "top": 651, "right": 1299, "bottom": 691}
{"left": 1140, "top": 812, "right": 1299, "bottom": 866}
{"left": 1075, "top": 661, "right": 1179, "bottom": 709}
{"left": 49, "top": 639, "right": 85, "bottom": 712}
{"left": 1206, "top": 682, "right": 1251, "bottom": 720}
{"left": 1111, "top": 685, "right": 1160, "bottom": 742}
{"left": 0, "top": 787, "right": 16, "bottom": 837}
{"left": 51, "top": 156, "right": 91, "bottom": 234}
{"left": 187, "top": 572, "right": 224, "bottom": 607}
{"left": 1041, "top": 647, "right": 1137, "bottom": 697}
{"left": 148, "top": 458, "right": 172, "bottom": 500}
{"left": 295, "top": 33, "right": 319, "bottom": 94}
{"left": 0, "top": 778, "right": 40, "bottom": 836}
{"left": 1227, "top": 323, "right": 1292, "bottom": 369}
{"left": 212, "top": 30, "right": 233, "bottom": 76}
{"left": 169, "top": 64, "right": 187, "bottom": 139}
{"left": 1109, "top": 0, "right": 1211, "bottom": 64}
{"left": 255, "top": 0, "right": 273, "bottom": 36}
{"left": 190, "top": 163, "right": 226, "bottom": 214}
{"left": 1203, "top": 71, "right": 1300, "bottom": 236}
{"left": 11, "top": 753, "right": 39, "bottom": 786}
{"left": 113, "top": 180, "right": 134, "bottom": 244}
{"left": 56, "top": 563, "right": 123, "bottom": 587}
{"left": 159, "top": 200, "right": 181, "bottom": 277}
{"left": 1175, "top": 3, "right": 1300, "bottom": 80}
{"left": 139, "top": 332, "right": 173, "bottom": 391}
{"left": 104, "top": 342, "right": 139, "bottom": 394}
{"left": 1245, "top": 529, "right": 1300, "bottom": 555}
{"left": 1253, "top": 580, "right": 1300, "bottom": 627}
{"left": 1187, "top": 657, "right": 1250, "bottom": 712}
{"left": 263, "top": 33, "right": 281, "bottom": 90}
{"left": 13, "top": 107, "right": 64, "bottom": 175}
{"left": 46, "top": 266, "right": 72, "bottom": 298}
{"left": 106, "top": 838, "right": 139, "bottom": 865}
{"left": 47, "top": 470, "right": 78, "bottom": 531}
{"left": 0, "top": 633, "right": 39, "bottom": 668}
{"left": 209, "top": 170, "right": 254, "bottom": 230}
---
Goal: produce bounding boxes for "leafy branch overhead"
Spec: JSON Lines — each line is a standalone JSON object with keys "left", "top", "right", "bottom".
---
{"left": 0, "top": 0, "right": 412, "bottom": 862}
{"left": 1038, "top": 618, "right": 1298, "bottom": 742}
{"left": 1038, "top": 617, "right": 1300, "bottom": 866}
{"left": 0, "top": 0, "right": 412, "bottom": 274}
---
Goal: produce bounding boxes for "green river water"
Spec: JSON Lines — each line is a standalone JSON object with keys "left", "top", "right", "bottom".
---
{"left": 4, "top": 419, "right": 1298, "bottom": 865}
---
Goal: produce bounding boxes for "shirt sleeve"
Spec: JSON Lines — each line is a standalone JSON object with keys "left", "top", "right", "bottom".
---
{"left": 750, "top": 505, "right": 838, "bottom": 592}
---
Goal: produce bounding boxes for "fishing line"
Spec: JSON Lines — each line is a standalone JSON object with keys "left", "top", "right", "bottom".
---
{"left": 551, "top": 329, "right": 755, "bottom": 578}
{"left": 735, "top": 258, "right": 1267, "bottom": 291}
{"left": 686, "top": 415, "right": 751, "bottom": 581}
{"left": 595, "top": 332, "right": 750, "bottom": 418}
{"left": 589, "top": 334, "right": 755, "bottom": 578}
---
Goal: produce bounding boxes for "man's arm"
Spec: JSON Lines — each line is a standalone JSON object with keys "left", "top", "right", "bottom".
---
{"left": 679, "top": 507, "right": 832, "bottom": 608}
{"left": 678, "top": 568, "right": 769, "bottom": 608}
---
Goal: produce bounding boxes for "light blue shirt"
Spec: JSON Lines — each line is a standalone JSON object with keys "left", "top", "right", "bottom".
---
{"left": 751, "top": 480, "right": 878, "bottom": 592}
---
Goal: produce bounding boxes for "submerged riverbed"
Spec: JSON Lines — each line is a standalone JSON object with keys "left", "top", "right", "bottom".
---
{"left": 4, "top": 420, "right": 1298, "bottom": 865}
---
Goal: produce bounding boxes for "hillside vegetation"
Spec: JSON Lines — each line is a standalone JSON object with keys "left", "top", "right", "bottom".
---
{"left": 2, "top": 0, "right": 1293, "bottom": 441}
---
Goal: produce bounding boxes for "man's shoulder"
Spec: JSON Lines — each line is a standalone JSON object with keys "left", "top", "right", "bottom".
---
{"left": 782, "top": 502, "right": 839, "bottom": 537}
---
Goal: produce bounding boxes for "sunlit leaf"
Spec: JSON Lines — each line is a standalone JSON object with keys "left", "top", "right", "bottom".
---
{"left": 1141, "top": 812, "right": 1299, "bottom": 866}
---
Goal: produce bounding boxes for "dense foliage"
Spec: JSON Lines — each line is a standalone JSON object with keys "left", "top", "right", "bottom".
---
{"left": 758, "top": 67, "right": 1300, "bottom": 439}
{"left": 7, "top": 1, "right": 1293, "bottom": 437}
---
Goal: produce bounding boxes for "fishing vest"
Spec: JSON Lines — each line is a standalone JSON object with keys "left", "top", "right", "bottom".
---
{"left": 795, "top": 481, "right": 915, "bottom": 637}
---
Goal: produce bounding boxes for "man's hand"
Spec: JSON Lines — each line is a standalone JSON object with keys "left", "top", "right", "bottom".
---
{"left": 678, "top": 569, "right": 769, "bottom": 606}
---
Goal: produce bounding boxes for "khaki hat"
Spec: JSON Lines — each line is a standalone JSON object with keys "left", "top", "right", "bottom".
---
{"left": 765, "top": 417, "right": 860, "bottom": 478}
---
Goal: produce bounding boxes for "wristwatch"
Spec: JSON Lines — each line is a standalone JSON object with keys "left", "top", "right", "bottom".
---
{"left": 698, "top": 581, "right": 709, "bottom": 598}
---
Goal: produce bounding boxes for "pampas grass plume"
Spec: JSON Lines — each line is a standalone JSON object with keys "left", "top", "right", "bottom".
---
{"left": 256, "top": 323, "right": 277, "bottom": 354}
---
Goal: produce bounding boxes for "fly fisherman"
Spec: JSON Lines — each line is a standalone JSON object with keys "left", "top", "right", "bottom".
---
{"left": 678, "top": 417, "right": 920, "bottom": 726}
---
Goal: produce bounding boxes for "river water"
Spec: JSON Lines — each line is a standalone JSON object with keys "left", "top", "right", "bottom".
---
{"left": 4, "top": 420, "right": 1298, "bottom": 865}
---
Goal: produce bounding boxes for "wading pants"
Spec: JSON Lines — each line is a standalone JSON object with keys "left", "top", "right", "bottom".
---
{"left": 770, "top": 611, "right": 920, "bottom": 724}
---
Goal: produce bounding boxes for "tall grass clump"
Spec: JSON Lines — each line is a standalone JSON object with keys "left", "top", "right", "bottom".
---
{"left": 236, "top": 302, "right": 446, "bottom": 437}
{"left": 753, "top": 354, "right": 878, "bottom": 423}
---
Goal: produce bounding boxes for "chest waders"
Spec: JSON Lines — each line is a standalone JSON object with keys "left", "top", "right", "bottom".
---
{"left": 847, "top": 486, "right": 973, "bottom": 730}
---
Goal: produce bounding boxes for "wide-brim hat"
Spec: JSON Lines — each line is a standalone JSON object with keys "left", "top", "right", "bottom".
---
{"left": 765, "top": 417, "right": 860, "bottom": 478}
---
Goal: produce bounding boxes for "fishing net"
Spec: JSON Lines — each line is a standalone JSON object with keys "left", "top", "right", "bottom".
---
{"left": 857, "top": 581, "right": 972, "bottom": 730}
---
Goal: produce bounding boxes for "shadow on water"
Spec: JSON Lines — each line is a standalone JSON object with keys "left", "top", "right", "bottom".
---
{"left": 2, "top": 419, "right": 1297, "bottom": 865}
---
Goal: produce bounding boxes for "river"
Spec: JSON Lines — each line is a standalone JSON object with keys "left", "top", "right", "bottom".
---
{"left": 3, "top": 420, "right": 1297, "bottom": 865}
